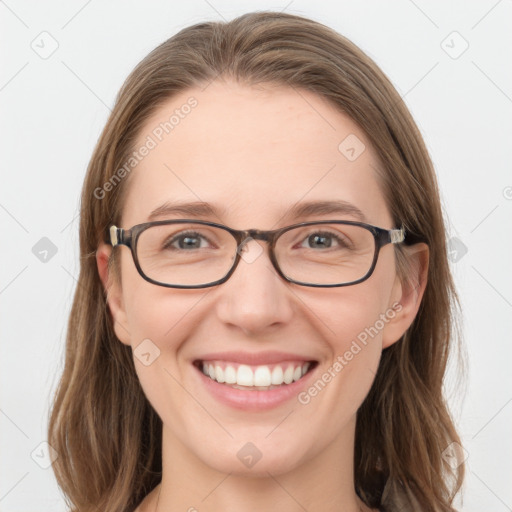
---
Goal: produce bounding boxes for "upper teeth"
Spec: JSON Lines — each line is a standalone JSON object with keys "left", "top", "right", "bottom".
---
{"left": 201, "top": 361, "right": 311, "bottom": 387}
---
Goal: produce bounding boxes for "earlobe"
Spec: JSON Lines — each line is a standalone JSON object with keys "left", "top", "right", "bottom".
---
{"left": 96, "top": 243, "right": 132, "bottom": 346}
{"left": 382, "top": 243, "right": 429, "bottom": 349}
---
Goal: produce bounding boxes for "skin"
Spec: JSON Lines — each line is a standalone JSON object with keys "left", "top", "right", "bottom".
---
{"left": 97, "top": 80, "right": 428, "bottom": 512}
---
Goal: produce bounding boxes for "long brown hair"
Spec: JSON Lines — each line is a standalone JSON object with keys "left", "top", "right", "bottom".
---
{"left": 48, "top": 11, "right": 465, "bottom": 511}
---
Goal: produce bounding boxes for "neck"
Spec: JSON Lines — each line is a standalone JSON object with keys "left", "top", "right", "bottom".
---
{"left": 152, "top": 417, "right": 367, "bottom": 512}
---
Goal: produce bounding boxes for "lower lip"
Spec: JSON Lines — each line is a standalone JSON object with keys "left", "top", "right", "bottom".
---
{"left": 194, "top": 363, "right": 317, "bottom": 411}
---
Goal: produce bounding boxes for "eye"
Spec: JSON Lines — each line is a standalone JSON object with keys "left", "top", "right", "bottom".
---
{"left": 299, "top": 230, "right": 349, "bottom": 250}
{"left": 163, "top": 230, "right": 212, "bottom": 250}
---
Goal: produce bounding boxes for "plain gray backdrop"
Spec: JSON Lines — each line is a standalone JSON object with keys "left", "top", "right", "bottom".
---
{"left": 1, "top": 1, "right": 511, "bottom": 511}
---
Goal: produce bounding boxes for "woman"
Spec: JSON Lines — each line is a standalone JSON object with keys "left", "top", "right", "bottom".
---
{"left": 48, "top": 11, "right": 465, "bottom": 512}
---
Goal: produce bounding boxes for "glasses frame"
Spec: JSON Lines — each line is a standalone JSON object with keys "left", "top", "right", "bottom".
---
{"left": 106, "top": 219, "right": 407, "bottom": 289}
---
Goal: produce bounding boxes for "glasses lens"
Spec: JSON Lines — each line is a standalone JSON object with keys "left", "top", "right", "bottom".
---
{"left": 275, "top": 223, "right": 376, "bottom": 285}
{"left": 137, "top": 223, "right": 237, "bottom": 286}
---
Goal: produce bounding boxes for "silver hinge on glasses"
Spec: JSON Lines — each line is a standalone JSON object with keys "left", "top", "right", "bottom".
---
{"left": 390, "top": 228, "right": 405, "bottom": 244}
{"left": 110, "top": 225, "right": 119, "bottom": 247}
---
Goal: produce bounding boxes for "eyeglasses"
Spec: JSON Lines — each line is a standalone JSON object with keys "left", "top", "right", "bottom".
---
{"left": 106, "top": 219, "right": 406, "bottom": 289}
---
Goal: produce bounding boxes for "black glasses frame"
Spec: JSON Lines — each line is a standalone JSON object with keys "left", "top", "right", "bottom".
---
{"left": 106, "top": 219, "right": 407, "bottom": 289}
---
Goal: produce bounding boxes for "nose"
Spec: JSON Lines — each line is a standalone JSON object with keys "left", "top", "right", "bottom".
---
{"left": 214, "top": 238, "right": 294, "bottom": 335}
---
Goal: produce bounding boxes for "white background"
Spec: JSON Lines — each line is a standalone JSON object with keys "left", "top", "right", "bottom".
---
{"left": 1, "top": 1, "right": 511, "bottom": 510}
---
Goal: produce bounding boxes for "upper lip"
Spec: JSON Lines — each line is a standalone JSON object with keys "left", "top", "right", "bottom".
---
{"left": 194, "top": 351, "right": 317, "bottom": 366}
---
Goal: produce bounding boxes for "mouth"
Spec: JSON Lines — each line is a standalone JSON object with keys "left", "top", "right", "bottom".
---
{"left": 193, "top": 359, "right": 319, "bottom": 391}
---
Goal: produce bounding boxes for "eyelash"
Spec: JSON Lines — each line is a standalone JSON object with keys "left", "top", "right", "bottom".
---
{"left": 162, "top": 229, "right": 350, "bottom": 251}
{"left": 162, "top": 230, "right": 214, "bottom": 250}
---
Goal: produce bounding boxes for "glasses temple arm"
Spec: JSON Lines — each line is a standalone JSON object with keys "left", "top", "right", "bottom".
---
{"left": 389, "top": 227, "right": 406, "bottom": 244}
{"left": 105, "top": 225, "right": 122, "bottom": 246}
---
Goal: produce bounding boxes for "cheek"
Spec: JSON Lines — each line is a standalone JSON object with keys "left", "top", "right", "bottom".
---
{"left": 123, "top": 286, "right": 204, "bottom": 435}
{"left": 120, "top": 245, "right": 201, "bottom": 345}
{"left": 302, "top": 281, "right": 392, "bottom": 354}
{"left": 294, "top": 277, "right": 396, "bottom": 411}
{"left": 326, "top": 292, "right": 387, "bottom": 385}
{"left": 119, "top": 267, "right": 183, "bottom": 370}
{"left": 324, "top": 251, "right": 398, "bottom": 349}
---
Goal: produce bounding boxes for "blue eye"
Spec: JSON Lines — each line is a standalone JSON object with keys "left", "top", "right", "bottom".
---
{"left": 299, "top": 231, "right": 349, "bottom": 250}
{"left": 163, "top": 231, "right": 210, "bottom": 250}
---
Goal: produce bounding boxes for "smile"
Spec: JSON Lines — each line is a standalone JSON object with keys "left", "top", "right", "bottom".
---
{"left": 194, "top": 360, "right": 317, "bottom": 390}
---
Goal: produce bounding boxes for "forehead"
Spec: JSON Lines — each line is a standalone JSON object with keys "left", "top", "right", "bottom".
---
{"left": 121, "top": 81, "right": 391, "bottom": 229}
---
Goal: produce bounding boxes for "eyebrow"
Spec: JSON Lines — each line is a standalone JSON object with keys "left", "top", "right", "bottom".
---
{"left": 148, "top": 200, "right": 222, "bottom": 221}
{"left": 147, "top": 199, "right": 367, "bottom": 223}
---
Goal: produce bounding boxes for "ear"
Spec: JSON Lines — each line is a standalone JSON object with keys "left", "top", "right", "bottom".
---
{"left": 382, "top": 243, "right": 429, "bottom": 349}
{"left": 96, "top": 242, "right": 131, "bottom": 346}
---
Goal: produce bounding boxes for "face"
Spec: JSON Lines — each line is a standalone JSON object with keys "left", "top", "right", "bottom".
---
{"left": 99, "top": 80, "right": 423, "bottom": 478}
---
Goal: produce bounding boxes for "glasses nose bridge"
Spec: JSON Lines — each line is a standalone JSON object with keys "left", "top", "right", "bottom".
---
{"left": 234, "top": 229, "right": 279, "bottom": 266}
{"left": 245, "top": 228, "right": 274, "bottom": 242}
{"left": 239, "top": 228, "right": 278, "bottom": 252}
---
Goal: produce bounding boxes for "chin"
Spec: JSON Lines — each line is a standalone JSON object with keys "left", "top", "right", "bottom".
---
{"left": 195, "top": 440, "right": 308, "bottom": 477}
